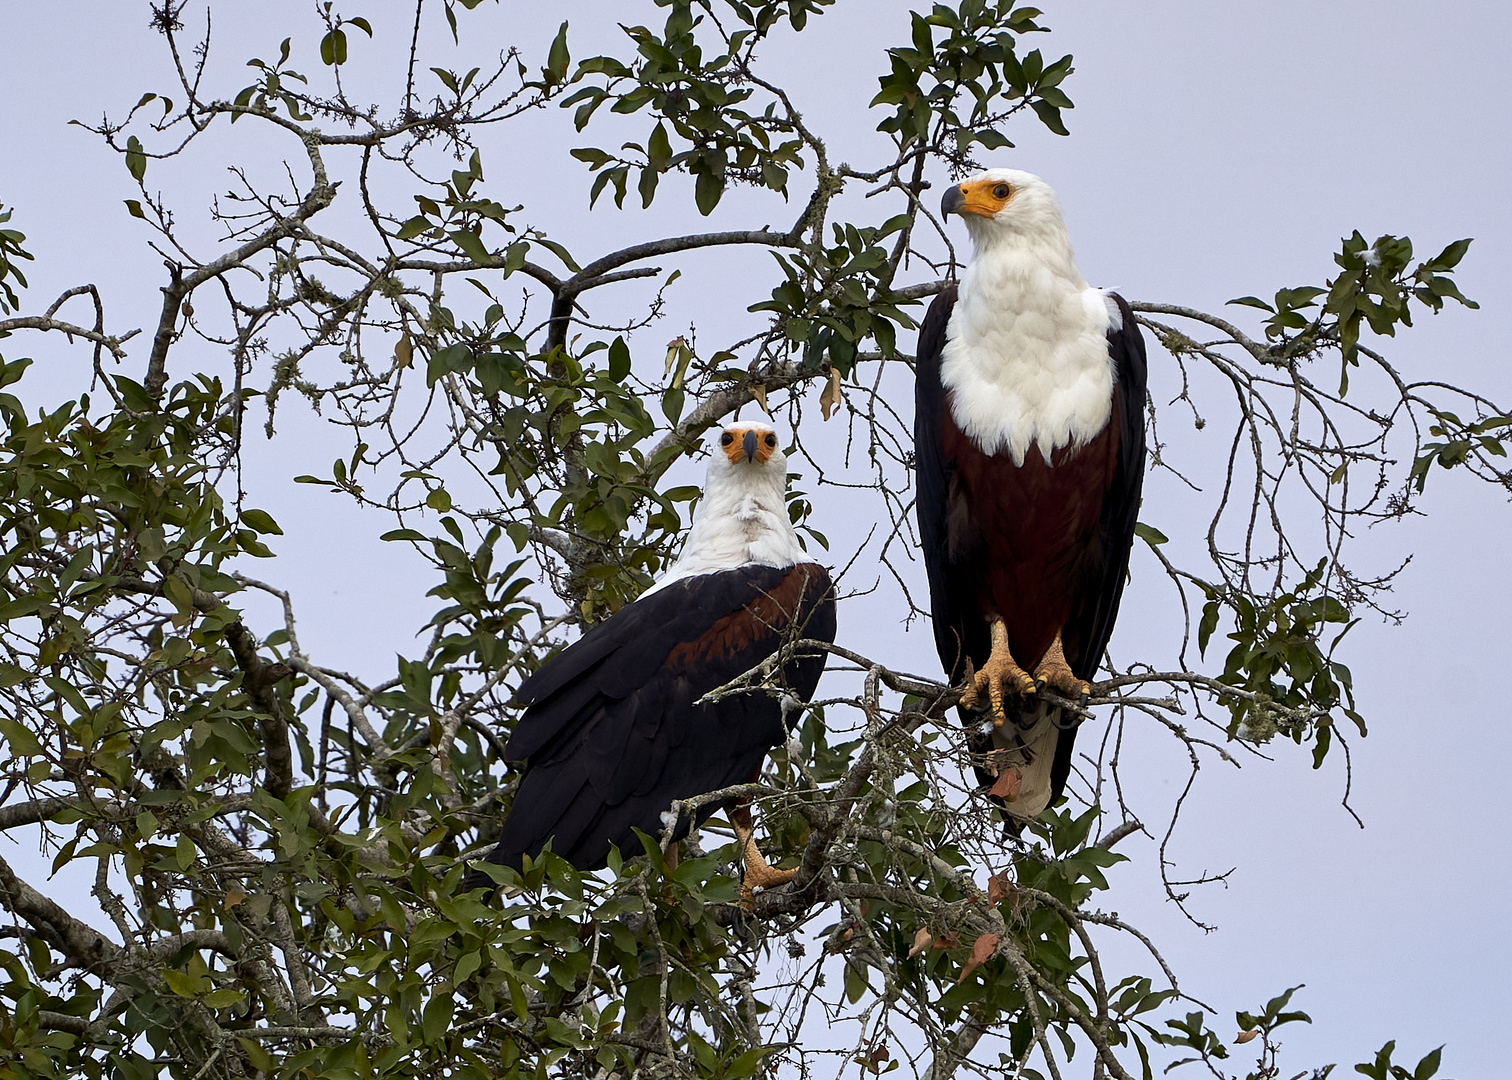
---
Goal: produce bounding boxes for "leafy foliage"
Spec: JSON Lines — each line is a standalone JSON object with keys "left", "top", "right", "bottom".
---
{"left": 0, "top": 3, "right": 1492, "bottom": 1078}
{"left": 0, "top": 204, "right": 31, "bottom": 314}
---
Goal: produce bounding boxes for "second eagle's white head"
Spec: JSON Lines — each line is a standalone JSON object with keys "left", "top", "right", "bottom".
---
{"left": 644, "top": 420, "right": 806, "bottom": 593}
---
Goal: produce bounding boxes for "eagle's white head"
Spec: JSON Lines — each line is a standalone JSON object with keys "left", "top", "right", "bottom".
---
{"left": 941, "top": 168, "right": 1077, "bottom": 268}
{"left": 705, "top": 419, "right": 786, "bottom": 478}
{"left": 643, "top": 420, "right": 806, "bottom": 593}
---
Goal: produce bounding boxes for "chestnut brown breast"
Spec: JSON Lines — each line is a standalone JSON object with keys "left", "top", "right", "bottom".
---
{"left": 940, "top": 396, "right": 1122, "bottom": 672}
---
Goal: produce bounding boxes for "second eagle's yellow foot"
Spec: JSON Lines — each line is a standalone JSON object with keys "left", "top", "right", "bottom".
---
{"left": 959, "top": 620, "right": 1037, "bottom": 727}
{"left": 739, "top": 845, "right": 796, "bottom": 897}
{"left": 733, "top": 807, "right": 795, "bottom": 900}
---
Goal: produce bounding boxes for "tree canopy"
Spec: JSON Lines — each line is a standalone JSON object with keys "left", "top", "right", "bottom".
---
{"left": 0, "top": 3, "right": 1494, "bottom": 1079}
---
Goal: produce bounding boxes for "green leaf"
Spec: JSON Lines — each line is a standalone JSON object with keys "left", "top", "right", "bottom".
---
{"left": 1134, "top": 522, "right": 1168, "bottom": 546}
{"left": 532, "top": 236, "right": 581, "bottom": 273}
{"left": 238, "top": 1039, "right": 275, "bottom": 1075}
{"left": 1030, "top": 98, "right": 1070, "bottom": 136}
{"left": 1197, "top": 599, "right": 1221, "bottom": 657}
{"left": 608, "top": 337, "right": 631, "bottom": 380}
{"left": 176, "top": 833, "right": 196, "bottom": 871}
{"left": 1412, "top": 1047, "right": 1443, "bottom": 1080}
{"left": 320, "top": 28, "right": 348, "bottom": 66}
{"left": 694, "top": 169, "right": 723, "bottom": 216}
{"left": 662, "top": 386, "right": 685, "bottom": 424}
{"left": 646, "top": 121, "right": 672, "bottom": 171}
{"left": 1430, "top": 238, "right": 1471, "bottom": 269}
{"left": 638, "top": 164, "right": 660, "bottom": 208}
{"left": 125, "top": 135, "right": 147, "bottom": 181}
{"left": 396, "top": 215, "right": 431, "bottom": 240}
{"left": 428, "top": 342, "right": 473, "bottom": 387}
{"left": 0, "top": 715, "right": 43, "bottom": 756}
{"left": 201, "top": 988, "right": 245, "bottom": 1009}
{"left": 161, "top": 970, "right": 200, "bottom": 997}
{"left": 421, "top": 993, "right": 455, "bottom": 1044}
{"left": 451, "top": 227, "right": 492, "bottom": 265}
{"left": 544, "top": 21, "right": 571, "bottom": 85}
{"left": 570, "top": 146, "right": 614, "bottom": 168}
{"left": 455, "top": 950, "right": 483, "bottom": 984}
{"left": 240, "top": 509, "right": 283, "bottom": 535}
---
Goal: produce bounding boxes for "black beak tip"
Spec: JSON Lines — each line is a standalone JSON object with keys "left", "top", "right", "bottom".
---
{"left": 742, "top": 430, "right": 759, "bottom": 462}
{"left": 941, "top": 184, "right": 965, "bottom": 219}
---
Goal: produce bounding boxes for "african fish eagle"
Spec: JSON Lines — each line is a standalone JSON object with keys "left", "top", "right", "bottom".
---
{"left": 464, "top": 421, "right": 834, "bottom": 890}
{"left": 914, "top": 168, "right": 1147, "bottom": 823}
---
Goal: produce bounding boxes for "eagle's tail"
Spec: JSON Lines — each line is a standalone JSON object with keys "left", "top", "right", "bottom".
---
{"left": 963, "top": 696, "right": 1072, "bottom": 833}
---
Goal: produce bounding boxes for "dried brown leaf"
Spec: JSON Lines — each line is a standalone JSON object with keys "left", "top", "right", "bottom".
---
{"left": 907, "top": 927, "right": 933, "bottom": 959}
{"left": 1235, "top": 1029, "right": 1260, "bottom": 1044}
{"left": 394, "top": 332, "right": 413, "bottom": 369}
{"left": 988, "top": 766, "right": 1022, "bottom": 801}
{"left": 820, "top": 367, "right": 842, "bottom": 420}
{"left": 987, "top": 871, "right": 1014, "bottom": 907}
{"left": 934, "top": 930, "right": 960, "bottom": 950}
{"left": 664, "top": 336, "right": 686, "bottom": 375}
{"left": 752, "top": 383, "right": 770, "bottom": 416}
{"left": 958, "top": 932, "right": 1001, "bottom": 983}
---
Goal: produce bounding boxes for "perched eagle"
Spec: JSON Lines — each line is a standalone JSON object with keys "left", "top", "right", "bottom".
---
{"left": 914, "top": 169, "right": 1147, "bottom": 824}
{"left": 464, "top": 421, "right": 834, "bottom": 890}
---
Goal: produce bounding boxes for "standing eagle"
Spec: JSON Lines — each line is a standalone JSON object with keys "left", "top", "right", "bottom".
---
{"left": 914, "top": 169, "right": 1147, "bottom": 824}
{"left": 465, "top": 421, "right": 834, "bottom": 890}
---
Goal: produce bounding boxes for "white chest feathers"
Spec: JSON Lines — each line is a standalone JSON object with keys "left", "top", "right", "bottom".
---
{"left": 643, "top": 470, "right": 805, "bottom": 595}
{"left": 941, "top": 256, "right": 1119, "bottom": 466}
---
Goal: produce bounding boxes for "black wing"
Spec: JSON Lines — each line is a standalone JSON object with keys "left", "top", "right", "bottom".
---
{"left": 914, "top": 283, "right": 985, "bottom": 678}
{"left": 1068, "top": 293, "right": 1148, "bottom": 683}
{"left": 465, "top": 562, "right": 835, "bottom": 884}
{"left": 1048, "top": 293, "right": 1149, "bottom": 796}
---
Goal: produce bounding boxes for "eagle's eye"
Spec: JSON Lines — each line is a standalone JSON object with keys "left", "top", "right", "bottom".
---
{"left": 720, "top": 432, "right": 735, "bottom": 446}
{"left": 764, "top": 433, "right": 778, "bottom": 448}
{"left": 992, "top": 183, "right": 1012, "bottom": 200}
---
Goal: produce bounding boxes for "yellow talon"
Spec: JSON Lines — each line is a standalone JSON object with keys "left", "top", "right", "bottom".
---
{"left": 1033, "top": 631, "right": 1089, "bottom": 701}
{"left": 959, "top": 619, "right": 1036, "bottom": 727}
{"left": 731, "top": 804, "right": 795, "bottom": 901}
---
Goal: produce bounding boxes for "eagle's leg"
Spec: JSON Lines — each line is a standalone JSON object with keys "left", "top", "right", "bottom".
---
{"left": 959, "top": 618, "right": 1037, "bottom": 727}
{"left": 730, "top": 802, "right": 795, "bottom": 895}
{"left": 1033, "top": 630, "right": 1090, "bottom": 703}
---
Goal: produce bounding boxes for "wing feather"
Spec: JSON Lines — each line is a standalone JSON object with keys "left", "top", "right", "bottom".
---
{"left": 914, "top": 284, "right": 978, "bottom": 676}
{"left": 467, "top": 562, "right": 835, "bottom": 881}
{"left": 1049, "top": 293, "right": 1149, "bottom": 799}
{"left": 1069, "top": 292, "right": 1148, "bottom": 681}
